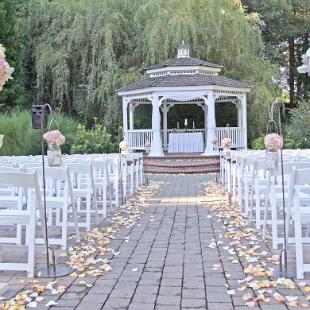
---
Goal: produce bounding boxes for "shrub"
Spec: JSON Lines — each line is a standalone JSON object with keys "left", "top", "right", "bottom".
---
{"left": 71, "top": 118, "right": 114, "bottom": 154}
{"left": 287, "top": 100, "right": 310, "bottom": 148}
{"left": 0, "top": 110, "right": 78, "bottom": 155}
{"left": 252, "top": 133, "right": 301, "bottom": 150}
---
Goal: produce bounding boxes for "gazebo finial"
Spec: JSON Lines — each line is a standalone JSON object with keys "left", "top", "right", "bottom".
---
{"left": 177, "top": 41, "right": 190, "bottom": 58}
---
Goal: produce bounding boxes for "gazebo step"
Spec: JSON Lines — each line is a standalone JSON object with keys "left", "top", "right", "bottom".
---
{"left": 144, "top": 161, "right": 219, "bottom": 168}
{"left": 143, "top": 154, "right": 220, "bottom": 174}
{"left": 145, "top": 167, "right": 220, "bottom": 174}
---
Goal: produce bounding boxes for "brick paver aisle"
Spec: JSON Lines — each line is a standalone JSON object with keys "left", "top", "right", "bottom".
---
{"left": 68, "top": 174, "right": 229, "bottom": 310}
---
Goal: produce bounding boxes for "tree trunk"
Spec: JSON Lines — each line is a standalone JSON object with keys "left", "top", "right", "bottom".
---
{"left": 288, "top": 37, "right": 295, "bottom": 108}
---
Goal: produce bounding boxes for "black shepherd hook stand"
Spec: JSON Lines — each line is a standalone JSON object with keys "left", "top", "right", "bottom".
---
{"left": 266, "top": 115, "right": 288, "bottom": 278}
{"left": 32, "top": 104, "right": 72, "bottom": 278}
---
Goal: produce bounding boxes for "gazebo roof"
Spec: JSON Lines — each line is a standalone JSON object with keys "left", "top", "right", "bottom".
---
{"left": 118, "top": 42, "right": 251, "bottom": 95}
{"left": 118, "top": 74, "right": 250, "bottom": 93}
{"left": 146, "top": 57, "right": 223, "bottom": 70}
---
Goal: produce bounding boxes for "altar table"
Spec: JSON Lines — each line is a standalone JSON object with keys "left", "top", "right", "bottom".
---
{"left": 168, "top": 132, "right": 204, "bottom": 153}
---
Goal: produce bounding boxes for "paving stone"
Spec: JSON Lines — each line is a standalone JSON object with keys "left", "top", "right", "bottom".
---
{"left": 156, "top": 295, "right": 181, "bottom": 306}
{"left": 182, "top": 288, "right": 205, "bottom": 299}
{"left": 159, "top": 286, "right": 181, "bottom": 296}
{"left": 132, "top": 294, "right": 157, "bottom": 304}
{"left": 128, "top": 303, "right": 155, "bottom": 310}
{"left": 181, "top": 298, "right": 206, "bottom": 308}
{"left": 103, "top": 297, "right": 131, "bottom": 308}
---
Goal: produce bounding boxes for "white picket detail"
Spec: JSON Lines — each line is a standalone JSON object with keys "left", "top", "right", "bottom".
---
{"left": 125, "top": 127, "right": 245, "bottom": 150}
{"left": 215, "top": 127, "right": 244, "bottom": 149}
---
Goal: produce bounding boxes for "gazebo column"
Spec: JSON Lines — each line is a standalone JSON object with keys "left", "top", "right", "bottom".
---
{"left": 236, "top": 99, "right": 242, "bottom": 127}
{"left": 203, "top": 91, "right": 216, "bottom": 155}
{"left": 204, "top": 105, "right": 208, "bottom": 147}
{"left": 161, "top": 102, "right": 168, "bottom": 150}
{"left": 129, "top": 103, "right": 135, "bottom": 130}
{"left": 241, "top": 94, "right": 248, "bottom": 149}
{"left": 122, "top": 97, "right": 129, "bottom": 134}
{"left": 149, "top": 95, "right": 164, "bottom": 156}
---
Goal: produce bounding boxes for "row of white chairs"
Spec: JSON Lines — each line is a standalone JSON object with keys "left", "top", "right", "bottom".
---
{"left": 0, "top": 152, "right": 144, "bottom": 277}
{"left": 220, "top": 149, "right": 310, "bottom": 279}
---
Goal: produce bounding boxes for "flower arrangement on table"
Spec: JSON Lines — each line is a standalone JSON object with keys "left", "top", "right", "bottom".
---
{"left": 119, "top": 140, "right": 129, "bottom": 156}
{"left": 43, "top": 130, "right": 65, "bottom": 166}
{"left": 264, "top": 133, "right": 283, "bottom": 170}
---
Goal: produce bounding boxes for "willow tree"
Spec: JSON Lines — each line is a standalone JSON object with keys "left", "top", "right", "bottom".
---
{"left": 20, "top": 0, "right": 278, "bottom": 141}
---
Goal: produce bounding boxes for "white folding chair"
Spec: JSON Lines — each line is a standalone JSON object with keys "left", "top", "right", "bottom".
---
{"left": 0, "top": 171, "right": 43, "bottom": 277}
{"left": 34, "top": 167, "right": 80, "bottom": 249}
{"left": 92, "top": 158, "right": 111, "bottom": 216}
{"left": 291, "top": 167, "right": 310, "bottom": 278}
{"left": 65, "top": 162, "right": 98, "bottom": 230}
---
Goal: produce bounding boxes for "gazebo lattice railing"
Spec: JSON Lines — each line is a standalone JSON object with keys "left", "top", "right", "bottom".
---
{"left": 124, "top": 127, "right": 245, "bottom": 151}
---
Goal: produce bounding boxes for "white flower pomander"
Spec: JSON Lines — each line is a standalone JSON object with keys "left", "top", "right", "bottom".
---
{"left": 297, "top": 48, "right": 310, "bottom": 77}
{"left": 119, "top": 140, "right": 128, "bottom": 150}
{"left": 0, "top": 44, "right": 5, "bottom": 59}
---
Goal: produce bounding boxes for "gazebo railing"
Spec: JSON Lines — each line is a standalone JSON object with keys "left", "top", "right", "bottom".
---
{"left": 124, "top": 127, "right": 245, "bottom": 151}
{"left": 215, "top": 127, "right": 244, "bottom": 149}
{"left": 124, "top": 129, "right": 153, "bottom": 150}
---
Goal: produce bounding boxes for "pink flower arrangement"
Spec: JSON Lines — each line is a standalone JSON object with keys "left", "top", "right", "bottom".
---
{"left": 221, "top": 138, "right": 232, "bottom": 148}
{"left": 0, "top": 44, "right": 14, "bottom": 91}
{"left": 264, "top": 133, "right": 283, "bottom": 152}
{"left": 43, "top": 130, "right": 65, "bottom": 146}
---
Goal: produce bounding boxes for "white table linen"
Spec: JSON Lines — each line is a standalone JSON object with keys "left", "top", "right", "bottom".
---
{"left": 168, "top": 132, "right": 204, "bottom": 153}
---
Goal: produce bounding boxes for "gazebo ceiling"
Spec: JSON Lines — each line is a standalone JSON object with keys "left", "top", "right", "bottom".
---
{"left": 118, "top": 73, "right": 250, "bottom": 93}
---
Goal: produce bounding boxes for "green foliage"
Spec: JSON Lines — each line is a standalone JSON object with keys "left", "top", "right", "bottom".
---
{"left": 252, "top": 132, "right": 302, "bottom": 150}
{"left": 71, "top": 118, "right": 114, "bottom": 154}
{"left": 287, "top": 100, "right": 310, "bottom": 148}
{"left": 0, "top": 110, "right": 78, "bottom": 155}
{"left": 252, "top": 136, "right": 265, "bottom": 150}
{"left": 17, "top": 0, "right": 278, "bottom": 142}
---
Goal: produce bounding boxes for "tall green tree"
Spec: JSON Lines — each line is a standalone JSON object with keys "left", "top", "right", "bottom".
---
{"left": 242, "top": 0, "right": 310, "bottom": 108}
{"left": 19, "top": 0, "right": 278, "bottom": 141}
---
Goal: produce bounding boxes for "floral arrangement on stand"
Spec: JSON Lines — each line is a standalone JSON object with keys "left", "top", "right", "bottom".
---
{"left": 119, "top": 140, "right": 129, "bottom": 157}
{"left": 264, "top": 133, "right": 283, "bottom": 170}
{"left": 145, "top": 141, "right": 151, "bottom": 154}
{"left": 43, "top": 130, "right": 65, "bottom": 166}
{"left": 211, "top": 137, "right": 217, "bottom": 153}
{"left": 221, "top": 137, "right": 232, "bottom": 157}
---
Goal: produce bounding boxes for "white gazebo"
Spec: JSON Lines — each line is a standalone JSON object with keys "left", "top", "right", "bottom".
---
{"left": 118, "top": 42, "right": 251, "bottom": 156}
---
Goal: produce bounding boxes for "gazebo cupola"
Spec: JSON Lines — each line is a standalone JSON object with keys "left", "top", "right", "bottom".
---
{"left": 118, "top": 43, "right": 251, "bottom": 156}
{"left": 177, "top": 41, "right": 190, "bottom": 58}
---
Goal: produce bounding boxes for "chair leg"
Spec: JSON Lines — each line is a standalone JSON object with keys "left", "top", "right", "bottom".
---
{"left": 270, "top": 191, "right": 278, "bottom": 250}
{"left": 294, "top": 195, "right": 304, "bottom": 279}
{"left": 255, "top": 190, "right": 261, "bottom": 229}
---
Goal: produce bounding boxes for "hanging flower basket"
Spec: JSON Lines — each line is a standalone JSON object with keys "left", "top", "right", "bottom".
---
{"left": 0, "top": 135, "right": 3, "bottom": 149}
{"left": 0, "top": 44, "right": 14, "bottom": 92}
{"left": 264, "top": 133, "right": 283, "bottom": 171}
{"left": 43, "top": 130, "right": 65, "bottom": 167}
